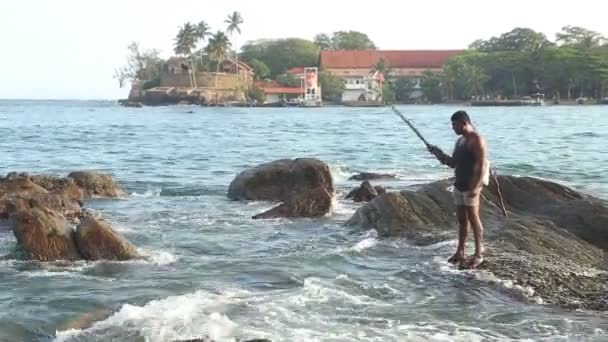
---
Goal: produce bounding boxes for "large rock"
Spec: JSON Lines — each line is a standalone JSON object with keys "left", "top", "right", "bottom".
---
{"left": 1, "top": 171, "right": 125, "bottom": 208}
{"left": 253, "top": 186, "right": 333, "bottom": 219}
{"left": 345, "top": 175, "right": 608, "bottom": 310}
{"left": 67, "top": 171, "right": 126, "bottom": 198}
{"left": 11, "top": 206, "right": 81, "bottom": 261}
{"left": 228, "top": 158, "right": 333, "bottom": 202}
{"left": 74, "top": 216, "right": 141, "bottom": 261}
{"left": 6, "top": 194, "right": 82, "bottom": 223}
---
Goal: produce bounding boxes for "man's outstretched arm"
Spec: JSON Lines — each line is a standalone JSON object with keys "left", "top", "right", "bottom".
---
{"left": 428, "top": 145, "right": 456, "bottom": 168}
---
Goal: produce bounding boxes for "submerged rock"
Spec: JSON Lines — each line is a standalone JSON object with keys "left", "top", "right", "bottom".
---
{"left": 228, "top": 158, "right": 333, "bottom": 202}
{"left": 253, "top": 186, "right": 332, "bottom": 219}
{"left": 345, "top": 175, "right": 608, "bottom": 310}
{"left": 74, "top": 216, "right": 141, "bottom": 261}
{"left": 348, "top": 172, "right": 396, "bottom": 181}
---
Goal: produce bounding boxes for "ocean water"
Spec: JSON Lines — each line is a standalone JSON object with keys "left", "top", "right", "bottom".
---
{"left": 0, "top": 100, "right": 607, "bottom": 342}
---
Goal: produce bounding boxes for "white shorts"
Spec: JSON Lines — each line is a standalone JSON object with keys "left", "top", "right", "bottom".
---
{"left": 453, "top": 188, "right": 480, "bottom": 207}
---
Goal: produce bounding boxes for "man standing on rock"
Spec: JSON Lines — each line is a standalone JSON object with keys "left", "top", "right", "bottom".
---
{"left": 427, "top": 110, "right": 488, "bottom": 269}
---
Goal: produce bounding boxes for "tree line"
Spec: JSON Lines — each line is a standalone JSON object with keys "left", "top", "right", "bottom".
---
{"left": 115, "top": 11, "right": 244, "bottom": 91}
{"left": 116, "top": 25, "right": 608, "bottom": 103}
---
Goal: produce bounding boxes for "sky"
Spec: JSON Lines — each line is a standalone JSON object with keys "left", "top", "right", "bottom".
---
{"left": 1, "top": 0, "right": 607, "bottom": 100}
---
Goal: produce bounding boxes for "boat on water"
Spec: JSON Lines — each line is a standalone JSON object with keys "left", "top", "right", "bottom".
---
{"left": 342, "top": 101, "right": 386, "bottom": 107}
{"left": 471, "top": 93, "right": 545, "bottom": 107}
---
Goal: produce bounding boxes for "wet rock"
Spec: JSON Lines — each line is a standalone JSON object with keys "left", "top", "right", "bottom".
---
{"left": 74, "top": 216, "right": 141, "bottom": 261}
{"left": 58, "top": 308, "right": 114, "bottom": 331}
{"left": 348, "top": 172, "right": 396, "bottom": 181}
{"left": 0, "top": 176, "right": 49, "bottom": 218}
{"left": 67, "top": 171, "right": 126, "bottom": 198}
{"left": 11, "top": 206, "right": 81, "bottom": 261}
{"left": 29, "top": 175, "right": 86, "bottom": 202}
{"left": 253, "top": 186, "right": 332, "bottom": 219}
{"left": 345, "top": 175, "right": 608, "bottom": 310}
{"left": 6, "top": 194, "right": 82, "bottom": 223}
{"left": 228, "top": 158, "right": 333, "bottom": 202}
{"left": 345, "top": 181, "right": 381, "bottom": 203}
{"left": 375, "top": 185, "right": 387, "bottom": 195}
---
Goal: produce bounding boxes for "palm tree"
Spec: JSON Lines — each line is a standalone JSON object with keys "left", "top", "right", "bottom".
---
{"left": 174, "top": 22, "right": 198, "bottom": 88}
{"left": 225, "top": 11, "right": 244, "bottom": 76}
{"left": 205, "top": 31, "right": 232, "bottom": 88}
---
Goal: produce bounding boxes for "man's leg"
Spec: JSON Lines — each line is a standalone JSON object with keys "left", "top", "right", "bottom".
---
{"left": 448, "top": 205, "right": 469, "bottom": 264}
{"left": 465, "top": 203, "right": 484, "bottom": 268}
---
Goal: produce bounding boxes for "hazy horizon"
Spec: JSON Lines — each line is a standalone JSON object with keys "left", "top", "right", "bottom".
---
{"left": 1, "top": 0, "right": 607, "bottom": 100}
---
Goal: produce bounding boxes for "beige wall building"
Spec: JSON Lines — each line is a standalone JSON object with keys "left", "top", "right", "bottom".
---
{"left": 320, "top": 50, "right": 462, "bottom": 100}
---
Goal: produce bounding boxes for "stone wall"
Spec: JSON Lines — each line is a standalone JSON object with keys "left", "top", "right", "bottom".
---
{"left": 161, "top": 72, "right": 250, "bottom": 90}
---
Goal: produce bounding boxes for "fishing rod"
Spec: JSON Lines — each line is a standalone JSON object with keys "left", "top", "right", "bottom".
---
{"left": 390, "top": 106, "right": 431, "bottom": 148}
{"left": 390, "top": 105, "right": 508, "bottom": 218}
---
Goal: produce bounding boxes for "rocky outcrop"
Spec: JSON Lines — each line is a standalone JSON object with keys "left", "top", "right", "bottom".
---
{"left": 228, "top": 158, "right": 333, "bottom": 202}
{"left": 345, "top": 181, "right": 386, "bottom": 203}
{"left": 348, "top": 172, "right": 396, "bottom": 181}
{"left": 11, "top": 205, "right": 82, "bottom": 261}
{"left": 74, "top": 216, "right": 141, "bottom": 261}
{"left": 6, "top": 194, "right": 82, "bottom": 223}
{"left": 346, "top": 175, "right": 608, "bottom": 310}
{"left": 230, "top": 159, "right": 334, "bottom": 219}
{"left": 29, "top": 175, "right": 86, "bottom": 202}
{"left": 253, "top": 186, "right": 332, "bottom": 219}
{"left": 67, "top": 171, "right": 126, "bottom": 198}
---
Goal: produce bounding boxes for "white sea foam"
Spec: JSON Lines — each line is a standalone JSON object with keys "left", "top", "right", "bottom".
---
{"left": 54, "top": 289, "right": 249, "bottom": 342}
{"left": 328, "top": 163, "right": 353, "bottom": 184}
{"left": 130, "top": 187, "right": 162, "bottom": 197}
{"left": 350, "top": 237, "right": 378, "bottom": 253}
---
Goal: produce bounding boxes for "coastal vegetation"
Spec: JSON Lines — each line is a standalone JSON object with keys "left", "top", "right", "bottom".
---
{"left": 116, "top": 21, "right": 607, "bottom": 104}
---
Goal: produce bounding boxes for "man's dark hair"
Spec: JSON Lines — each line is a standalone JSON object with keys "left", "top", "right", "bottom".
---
{"left": 451, "top": 110, "right": 471, "bottom": 124}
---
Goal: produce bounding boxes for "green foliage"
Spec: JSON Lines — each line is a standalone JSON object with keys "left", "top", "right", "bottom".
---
{"left": 463, "top": 26, "right": 608, "bottom": 99}
{"left": 114, "top": 42, "right": 164, "bottom": 88}
{"left": 249, "top": 85, "right": 266, "bottom": 102}
{"left": 205, "top": 31, "right": 232, "bottom": 62}
{"left": 442, "top": 52, "right": 489, "bottom": 100}
{"left": 420, "top": 70, "right": 443, "bottom": 103}
{"left": 556, "top": 26, "right": 605, "bottom": 49}
{"left": 382, "top": 83, "right": 395, "bottom": 103}
{"left": 196, "top": 21, "right": 211, "bottom": 41}
{"left": 240, "top": 38, "right": 320, "bottom": 77}
{"left": 249, "top": 59, "right": 270, "bottom": 80}
{"left": 225, "top": 11, "right": 244, "bottom": 35}
{"left": 313, "top": 33, "right": 333, "bottom": 50}
{"left": 330, "top": 31, "right": 377, "bottom": 50}
{"left": 319, "top": 71, "right": 345, "bottom": 102}
{"left": 393, "top": 77, "right": 417, "bottom": 102}
{"left": 471, "top": 27, "right": 553, "bottom": 53}
{"left": 314, "top": 31, "right": 377, "bottom": 50}
{"left": 174, "top": 22, "right": 199, "bottom": 56}
{"left": 276, "top": 73, "right": 300, "bottom": 87}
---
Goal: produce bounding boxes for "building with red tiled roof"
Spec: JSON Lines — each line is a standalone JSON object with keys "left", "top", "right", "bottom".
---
{"left": 320, "top": 50, "right": 462, "bottom": 101}
{"left": 320, "top": 50, "right": 462, "bottom": 77}
{"left": 254, "top": 80, "right": 302, "bottom": 103}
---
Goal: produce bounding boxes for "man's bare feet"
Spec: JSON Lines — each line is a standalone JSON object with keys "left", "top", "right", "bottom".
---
{"left": 463, "top": 255, "right": 484, "bottom": 269}
{"left": 447, "top": 251, "right": 465, "bottom": 265}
